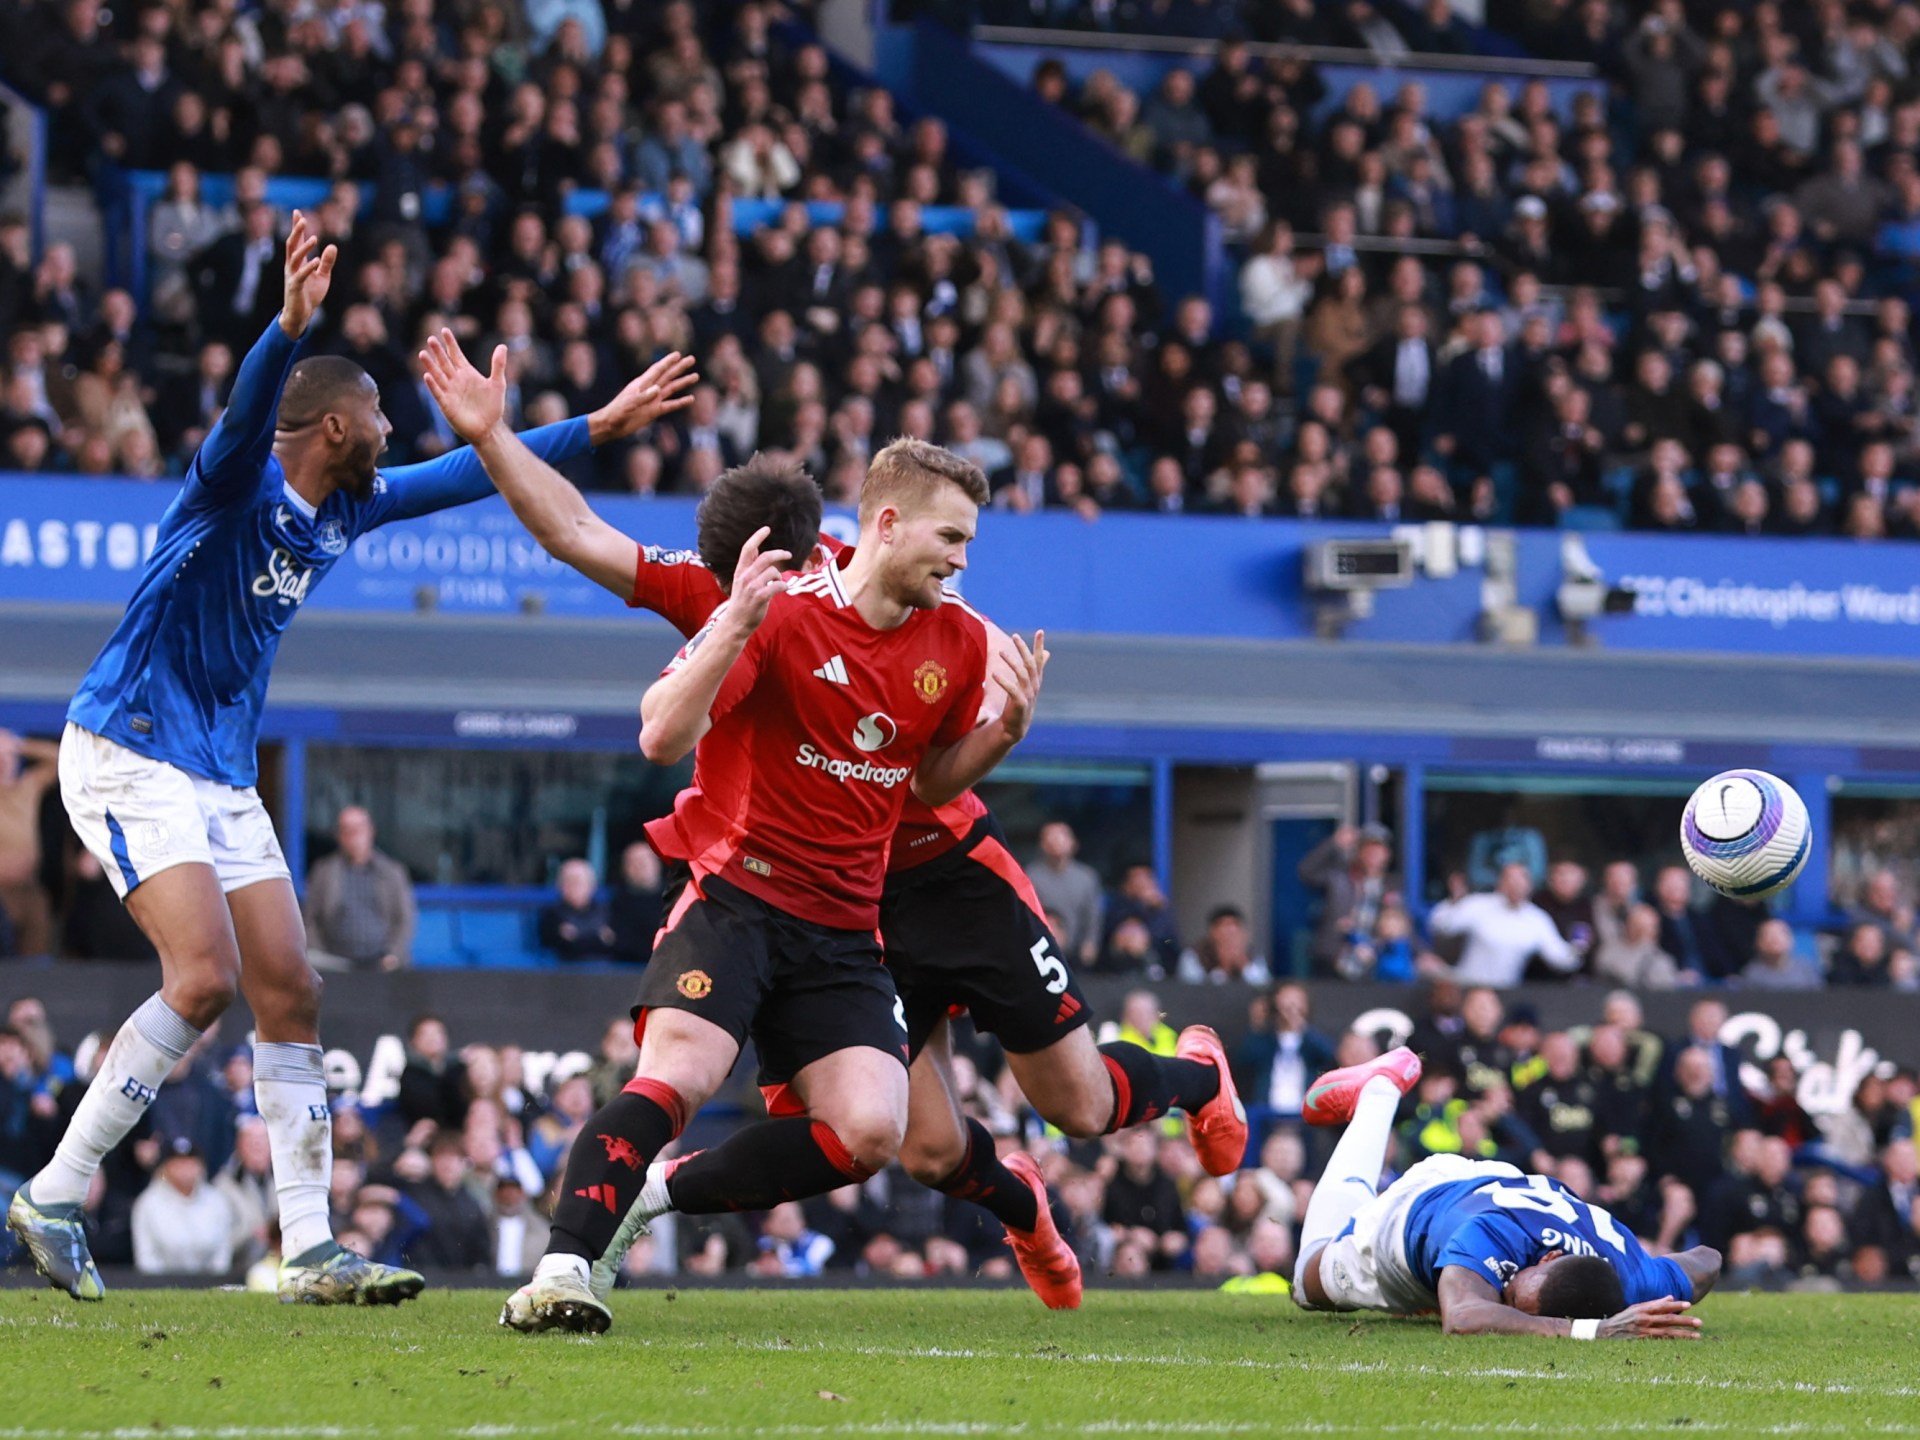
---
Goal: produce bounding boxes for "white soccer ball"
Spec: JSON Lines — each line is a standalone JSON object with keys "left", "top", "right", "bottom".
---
{"left": 1679, "top": 769, "right": 1811, "bottom": 902}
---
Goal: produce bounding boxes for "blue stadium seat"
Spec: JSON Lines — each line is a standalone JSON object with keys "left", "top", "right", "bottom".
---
{"left": 410, "top": 908, "right": 466, "bottom": 968}
{"left": 456, "top": 908, "right": 534, "bottom": 957}
{"left": 1561, "top": 506, "right": 1622, "bottom": 532}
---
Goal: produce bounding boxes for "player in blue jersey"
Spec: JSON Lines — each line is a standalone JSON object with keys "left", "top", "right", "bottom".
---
{"left": 7, "top": 211, "right": 694, "bottom": 1304}
{"left": 1290, "top": 1048, "right": 1721, "bottom": 1339}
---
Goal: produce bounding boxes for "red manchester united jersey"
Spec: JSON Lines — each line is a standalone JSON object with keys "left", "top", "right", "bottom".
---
{"left": 643, "top": 560, "right": 990, "bottom": 929}
{"left": 630, "top": 537, "right": 991, "bottom": 872}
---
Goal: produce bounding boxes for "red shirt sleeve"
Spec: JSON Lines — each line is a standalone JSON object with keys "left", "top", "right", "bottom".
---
{"left": 660, "top": 599, "right": 772, "bottom": 723}
{"left": 629, "top": 544, "right": 727, "bottom": 638}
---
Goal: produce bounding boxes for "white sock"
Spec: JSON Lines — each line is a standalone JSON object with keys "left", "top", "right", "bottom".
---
{"left": 534, "top": 1252, "right": 590, "bottom": 1286}
{"left": 253, "top": 1042, "right": 334, "bottom": 1259}
{"left": 31, "top": 994, "right": 199, "bottom": 1206}
{"left": 639, "top": 1160, "right": 675, "bottom": 1221}
{"left": 1298, "top": 1076, "right": 1404, "bottom": 1260}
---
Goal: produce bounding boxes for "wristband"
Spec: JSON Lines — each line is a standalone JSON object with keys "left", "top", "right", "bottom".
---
{"left": 1569, "top": 1318, "right": 1600, "bottom": 1340}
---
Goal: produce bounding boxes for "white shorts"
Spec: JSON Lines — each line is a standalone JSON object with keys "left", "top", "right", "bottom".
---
{"left": 1297, "top": 1155, "right": 1524, "bottom": 1314}
{"left": 60, "top": 723, "right": 291, "bottom": 900}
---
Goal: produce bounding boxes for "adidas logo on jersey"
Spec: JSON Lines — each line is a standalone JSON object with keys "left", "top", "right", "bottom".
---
{"left": 813, "top": 654, "right": 851, "bottom": 685}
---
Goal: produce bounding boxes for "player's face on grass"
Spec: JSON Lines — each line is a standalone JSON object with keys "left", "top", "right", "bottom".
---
{"left": 1502, "top": 1250, "right": 1567, "bottom": 1314}
{"left": 878, "top": 481, "right": 978, "bottom": 609}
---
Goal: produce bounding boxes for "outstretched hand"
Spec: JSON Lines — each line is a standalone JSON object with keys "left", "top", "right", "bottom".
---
{"left": 1600, "top": 1297, "right": 1703, "bottom": 1340}
{"left": 418, "top": 329, "right": 508, "bottom": 443}
{"left": 279, "top": 210, "right": 337, "bottom": 338}
{"left": 593, "top": 352, "right": 700, "bottom": 445}
{"left": 724, "top": 526, "right": 792, "bottom": 636}
{"left": 990, "top": 630, "right": 1048, "bottom": 744}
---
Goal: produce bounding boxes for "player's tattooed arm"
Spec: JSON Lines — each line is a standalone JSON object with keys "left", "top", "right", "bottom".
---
{"left": 1436, "top": 1267, "right": 1704, "bottom": 1340}
{"left": 419, "top": 332, "right": 695, "bottom": 597}
{"left": 912, "top": 629, "right": 1048, "bottom": 807}
{"left": 1670, "top": 1245, "right": 1723, "bottom": 1300}
{"left": 638, "top": 526, "right": 790, "bottom": 764}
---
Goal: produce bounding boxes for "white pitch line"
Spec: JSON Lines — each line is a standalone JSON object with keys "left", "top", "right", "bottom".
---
{"left": 728, "top": 1338, "right": 1920, "bottom": 1402}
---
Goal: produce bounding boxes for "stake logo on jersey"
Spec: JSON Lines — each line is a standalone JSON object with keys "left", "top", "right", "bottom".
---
{"left": 251, "top": 547, "right": 317, "bottom": 607}
{"left": 66, "top": 317, "right": 596, "bottom": 790}
{"left": 1403, "top": 1173, "right": 1691, "bottom": 1304}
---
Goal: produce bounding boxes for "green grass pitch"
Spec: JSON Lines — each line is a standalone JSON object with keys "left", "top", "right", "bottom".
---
{"left": 2, "top": 1288, "right": 1916, "bottom": 1437}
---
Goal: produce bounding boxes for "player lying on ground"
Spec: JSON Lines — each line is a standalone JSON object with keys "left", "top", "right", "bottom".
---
{"left": 421, "top": 337, "right": 1044, "bottom": 1334}
{"left": 1292, "top": 1048, "right": 1722, "bottom": 1338}
{"left": 5, "top": 217, "right": 688, "bottom": 1305}
{"left": 419, "top": 335, "right": 1246, "bottom": 1311}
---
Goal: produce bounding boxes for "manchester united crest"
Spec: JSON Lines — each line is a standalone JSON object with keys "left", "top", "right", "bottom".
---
{"left": 913, "top": 659, "right": 949, "bottom": 704}
{"left": 677, "top": 970, "right": 713, "bottom": 999}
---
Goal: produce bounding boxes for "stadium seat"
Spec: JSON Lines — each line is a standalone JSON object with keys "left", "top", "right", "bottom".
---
{"left": 410, "top": 908, "right": 466, "bottom": 968}
{"left": 455, "top": 908, "right": 536, "bottom": 959}
{"left": 1561, "top": 506, "right": 1621, "bottom": 532}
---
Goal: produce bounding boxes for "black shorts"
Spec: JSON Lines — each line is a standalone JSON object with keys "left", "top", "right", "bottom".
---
{"left": 635, "top": 871, "right": 907, "bottom": 1087}
{"left": 879, "top": 814, "right": 1092, "bottom": 1058}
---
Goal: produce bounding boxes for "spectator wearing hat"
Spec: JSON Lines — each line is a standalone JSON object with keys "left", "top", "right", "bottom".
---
{"left": 132, "top": 1137, "right": 235, "bottom": 1275}
{"left": 1299, "top": 822, "right": 1400, "bottom": 978}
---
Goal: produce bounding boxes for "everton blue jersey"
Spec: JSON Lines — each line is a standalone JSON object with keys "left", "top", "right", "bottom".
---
{"left": 1403, "top": 1172, "right": 1692, "bottom": 1303}
{"left": 67, "top": 319, "right": 592, "bottom": 788}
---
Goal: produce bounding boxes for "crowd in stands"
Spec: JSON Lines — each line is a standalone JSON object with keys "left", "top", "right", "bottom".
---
{"left": 1000, "top": 2, "right": 1920, "bottom": 535}
{"left": 0, "top": 0, "right": 1914, "bottom": 534}
{"left": 3, "top": 979, "right": 1915, "bottom": 1288}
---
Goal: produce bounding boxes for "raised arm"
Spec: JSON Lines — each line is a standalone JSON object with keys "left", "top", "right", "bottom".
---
{"left": 1436, "top": 1267, "right": 1704, "bottom": 1340}
{"left": 185, "top": 210, "right": 334, "bottom": 505}
{"left": 912, "top": 630, "right": 1048, "bottom": 808}
{"left": 637, "top": 528, "right": 790, "bottom": 765}
{"left": 413, "top": 332, "right": 699, "bottom": 579}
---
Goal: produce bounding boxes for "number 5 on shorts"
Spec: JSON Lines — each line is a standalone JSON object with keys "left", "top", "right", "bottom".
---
{"left": 1030, "top": 938, "right": 1069, "bottom": 995}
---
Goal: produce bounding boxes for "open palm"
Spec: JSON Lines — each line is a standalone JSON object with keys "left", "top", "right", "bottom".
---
{"left": 418, "top": 329, "right": 507, "bottom": 442}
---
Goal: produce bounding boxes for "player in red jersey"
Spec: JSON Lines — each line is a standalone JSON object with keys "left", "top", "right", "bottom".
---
{"left": 421, "top": 339, "right": 1241, "bottom": 1314}
{"left": 421, "top": 336, "right": 1045, "bottom": 1332}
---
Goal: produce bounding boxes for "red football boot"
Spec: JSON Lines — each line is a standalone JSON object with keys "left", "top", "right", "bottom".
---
{"left": 1002, "top": 1152, "right": 1082, "bottom": 1310}
{"left": 1175, "top": 1025, "right": 1250, "bottom": 1177}
{"left": 1303, "top": 1046, "right": 1424, "bottom": 1127}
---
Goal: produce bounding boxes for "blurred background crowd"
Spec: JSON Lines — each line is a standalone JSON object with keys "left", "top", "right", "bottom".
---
{"left": 2, "top": 982, "right": 1914, "bottom": 1287}
{"left": 4, "top": 0, "right": 1920, "bottom": 535}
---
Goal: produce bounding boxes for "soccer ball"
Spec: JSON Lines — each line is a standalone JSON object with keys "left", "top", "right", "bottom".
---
{"left": 1679, "top": 769, "right": 1811, "bottom": 902}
